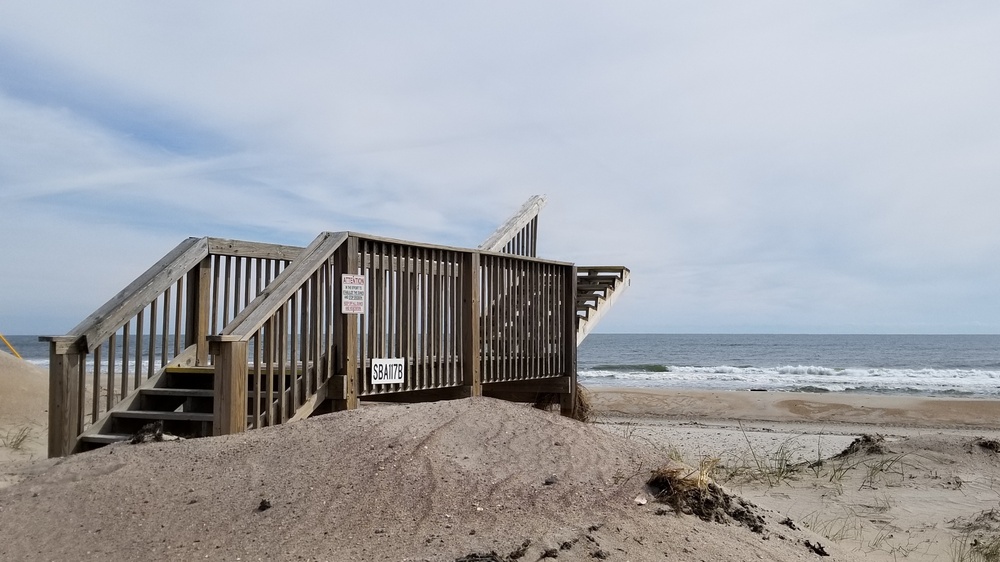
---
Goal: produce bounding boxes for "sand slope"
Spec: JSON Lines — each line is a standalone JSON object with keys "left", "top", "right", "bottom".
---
{"left": 0, "top": 398, "right": 841, "bottom": 561}
{"left": 0, "top": 351, "right": 47, "bottom": 463}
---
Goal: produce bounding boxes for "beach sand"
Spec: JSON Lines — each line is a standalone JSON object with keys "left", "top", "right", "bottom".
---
{"left": 2, "top": 352, "right": 1000, "bottom": 561}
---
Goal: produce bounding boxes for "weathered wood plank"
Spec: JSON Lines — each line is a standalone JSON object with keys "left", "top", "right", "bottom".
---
{"left": 47, "top": 346, "right": 81, "bottom": 457}
{"left": 206, "top": 238, "right": 303, "bottom": 262}
{"left": 478, "top": 195, "right": 547, "bottom": 254}
{"left": 461, "top": 252, "right": 482, "bottom": 396}
{"left": 213, "top": 340, "right": 248, "bottom": 435}
{"left": 333, "top": 235, "right": 359, "bottom": 410}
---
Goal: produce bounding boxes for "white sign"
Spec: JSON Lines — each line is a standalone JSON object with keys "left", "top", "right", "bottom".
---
{"left": 341, "top": 274, "right": 367, "bottom": 314}
{"left": 371, "top": 358, "right": 405, "bottom": 385}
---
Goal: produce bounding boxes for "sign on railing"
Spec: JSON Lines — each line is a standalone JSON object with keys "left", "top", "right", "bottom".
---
{"left": 371, "top": 358, "right": 405, "bottom": 384}
{"left": 341, "top": 274, "right": 367, "bottom": 314}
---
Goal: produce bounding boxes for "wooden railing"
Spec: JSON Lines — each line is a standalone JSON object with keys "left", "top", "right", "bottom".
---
{"left": 480, "top": 253, "right": 575, "bottom": 384}
{"left": 209, "top": 232, "right": 348, "bottom": 434}
{"left": 478, "top": 195, "right": 546, "bottom": 257}
{"left": 42, "top": 237, "right": 301, "bottom": 456}
{"left": 209, "top": 231, "right": 577, "bottom": 434}
{"left": 46, "top": 227, "right": 579, "bottom": 456}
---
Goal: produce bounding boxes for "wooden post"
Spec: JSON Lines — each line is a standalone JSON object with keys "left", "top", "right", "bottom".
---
{"left": 213, "top": 339, "right": 248, "bottom": 436}
{"left": 46, "top": 338, "right": 82, "bottom": 457}
{"left": 185, "top": 256, "right": 212, "bottom": 366}
{"left": 332, "top": 236, "right": 359, "bottom": 410}
{"left": 461, "top": 252, "right": 482, "bottom": 397}
{"left": 560, "top": 265, "right": 578, "bottom": 418}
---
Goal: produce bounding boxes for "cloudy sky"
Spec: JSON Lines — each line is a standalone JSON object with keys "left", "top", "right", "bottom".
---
{"left": 2, "top": 2, "right": 998, "bottom": 335}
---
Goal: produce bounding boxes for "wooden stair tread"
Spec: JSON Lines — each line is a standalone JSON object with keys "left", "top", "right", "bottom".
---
{"left": 141, "top": 388, "right": 214, "bottom": 398}
{"left": 163, "top": 366, "right": 215, "bottom": 374}
{"left": 111, "top": 410, "right": 214, "bottom": 422}
{"left": 79, "top": 433, "right": 133, "bottom": 444}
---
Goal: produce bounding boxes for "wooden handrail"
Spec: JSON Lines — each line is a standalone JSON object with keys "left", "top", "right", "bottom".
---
{"left": 478, "top": 195, "right": 547, "bottom": 255}
{"left": 57, "top": 237, "right": 210, "bottom": 353}
{"left": 218, "top": 231, "right": 349, "bottom": 341}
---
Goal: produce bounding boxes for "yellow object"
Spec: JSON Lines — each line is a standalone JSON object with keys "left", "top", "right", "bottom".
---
{"left": 0, "top": 332, "right": 21, "bottom": 359}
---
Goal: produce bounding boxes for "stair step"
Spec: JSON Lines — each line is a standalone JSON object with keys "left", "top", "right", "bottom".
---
{"left": 79, "top": 433, "right": 133, "bottom": 445}
{"left": 111, "top": 410, "right": 214, "bottom": 422}
{"left": 141, "top": 388, "right": 214, "bottom": 398}
{"left": 163, "top": 366, "right": 215, "bottom": 374}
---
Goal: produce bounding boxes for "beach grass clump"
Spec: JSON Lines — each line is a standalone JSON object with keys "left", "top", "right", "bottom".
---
{"left": 1, "top": 426, "right": 31, "bottom": 450}
{"left": 950, "top": 532, "right": 1000, "bottom": 562}
{"left": 949, "top": 509, "right": 1000, "bottom": 562}
{"left": 721, "top": 423, "right": 805, "bottom": 488}
{"left": 531, "top": 382, "right": 593, "bottom": 423}
{"left": 858, "top": 452, "right": 909, "bottom": 490}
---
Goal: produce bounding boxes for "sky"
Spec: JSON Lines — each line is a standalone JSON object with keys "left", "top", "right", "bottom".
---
{"left": 1, "top": 2, "right": 999, "bottom": 335}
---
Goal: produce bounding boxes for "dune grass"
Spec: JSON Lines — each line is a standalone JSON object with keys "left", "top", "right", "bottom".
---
{"left": 1, "top": 426, "right": 31, "bottom": 450}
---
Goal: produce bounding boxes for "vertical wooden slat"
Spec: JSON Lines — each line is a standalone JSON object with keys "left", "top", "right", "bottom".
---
{"left": 76, "top": 358, "right": 85, "bottom": 439}
{"left": 107, "top": 333, "right": 117, "bottom": 412}
{"left": 560, "top": 264, "right": 578, "bottom": 416}
{"left": 417, "top": 248, "right": 426, "bottom": 389}
{"left": 313, "top": 269, "right": 322, "bottom": 391}
{"left": 302, "top": 274, "right": 311, "bottom": 400}
{"left": 173, "top": 279, "right": 183, "bottom": 357}
{"left": 278, "top": 302, "right": 289, "bottom": 422}
{"left": 91, "top": 344, "right": 101, "bottom": 423}
{"left": 232, "top": 257, "right": 243, "bottom": 323}
{"left": 148, "top": 299, "right": 157, "bottom": 380}
{"left": 223, "top": 255, "right": 233, "bottom": 327}
{"left": 211, "top": 254, "right": 222, "bottom": 336}
{"left": 266, "top": 317, "right": 276, "bottom": 426}
{"left": 244, "top": 256, "right": 253, "bottom": 310}
{"left": 185, "top": 257, "right": 212, "bottom": 366}
{"left": 461, "top": 252, "right": 482, "bottom": 397}
{"left": 545, "top": 264, "right": 553, "bottom": 376}
{"left": 134, "top": 310, "right": 144, "bottom": 388}
{"left": 401, "top": 246, "right": 412, "bottom": 387}
{"left": 120, "top": 322, "right": 131, "bottom": 399}
{"left": 253, "top": 330, "right": 262, "bottom": 429}
{"left": 290, "top": 290, "right": 299, "bottom": 409}
{"left": 161, "top": 288, "right": 170, "bottom": 368}
{"left": 393, "top": 245, "right": 402, "bottom": 374}
{"left": 447, "top": 252, "right": 456, "bottom": 385}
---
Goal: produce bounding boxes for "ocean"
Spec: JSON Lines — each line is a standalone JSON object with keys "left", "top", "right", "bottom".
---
{"left": 6, "top": 333, "right": 1000, "bottom": 397}
{"left": 579, "top": 334, "right": 1000, "bottom": 397}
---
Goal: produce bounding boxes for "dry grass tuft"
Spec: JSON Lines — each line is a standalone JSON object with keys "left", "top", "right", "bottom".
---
{"left": 573, "top": 383, "right": 593, "bottom": 423}
{"left": 1, "top": 426, "right": 31, "bottom": 450}
{"left": 531, "top": 382, "right": 593, "bottom": 423}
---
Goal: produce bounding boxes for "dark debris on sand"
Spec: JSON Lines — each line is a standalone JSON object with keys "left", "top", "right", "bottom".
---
{"left": 833, "top": 434, "right": 889, "bottom": 458}
{"left": 646, "top": 466, "right": 766, "bottom": 534}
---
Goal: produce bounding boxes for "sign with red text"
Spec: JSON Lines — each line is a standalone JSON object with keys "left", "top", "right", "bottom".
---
{"left": 341, "top": 274, "right": 367, "bottom": 314}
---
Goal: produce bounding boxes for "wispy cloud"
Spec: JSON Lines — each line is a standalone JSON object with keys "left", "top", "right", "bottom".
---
{"left": 1, "top": 2, "right": 999, "bottom": 334}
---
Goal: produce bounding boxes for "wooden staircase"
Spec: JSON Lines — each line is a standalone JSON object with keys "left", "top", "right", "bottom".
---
{"left": 576, "top": 266, "right": 631, "bottom": 345}
{"left": 77, "top": 364, "right": 218, "bottom": 450}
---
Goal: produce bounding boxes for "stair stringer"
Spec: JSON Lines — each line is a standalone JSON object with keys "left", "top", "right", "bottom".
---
{"left": 576, "top": 267, "right": 631, "bottom": 345}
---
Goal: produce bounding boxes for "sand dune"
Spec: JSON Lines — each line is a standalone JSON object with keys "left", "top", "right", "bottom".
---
{"left": 3, "top": 356, "right": 1000, "bottom": 561}
{"left": 0, "top": 351, "right": 47, "bottom": 464}
{"left": 0, "top": 397, "right": 843, "bottom": 561}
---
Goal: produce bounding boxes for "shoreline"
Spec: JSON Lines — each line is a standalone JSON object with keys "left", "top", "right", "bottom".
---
{"left": 588, "top": 386, "right": 1000, "bottom": 429}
